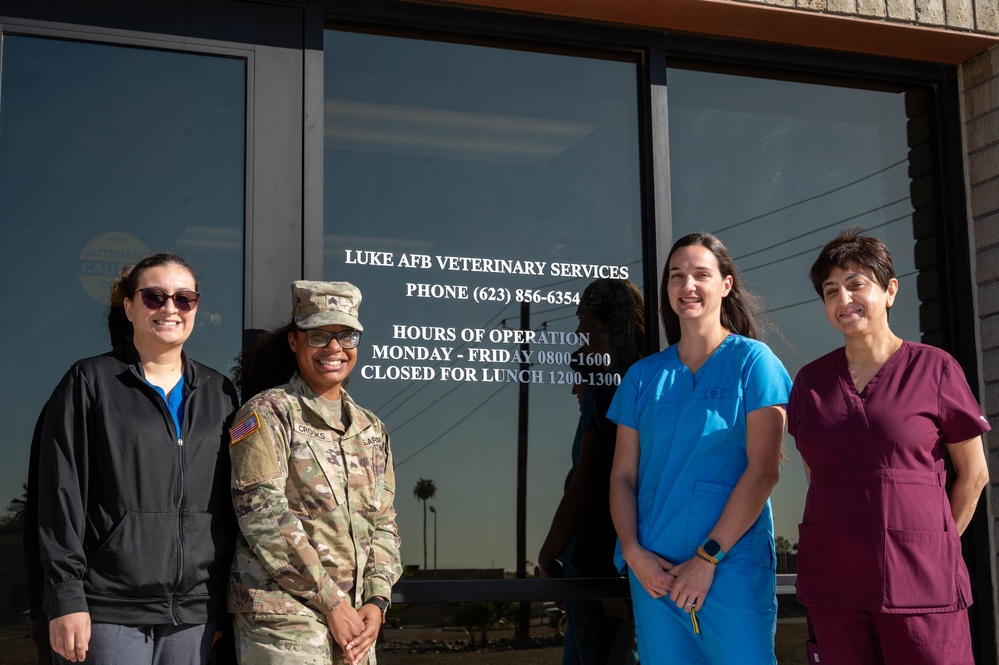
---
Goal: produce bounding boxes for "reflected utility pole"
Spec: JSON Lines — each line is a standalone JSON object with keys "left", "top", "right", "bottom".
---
{"left": 515, "top": 300, "right": 530, "bottom": 641}
{"left": 429, "top": 505, "right": 438, "bottom": 578}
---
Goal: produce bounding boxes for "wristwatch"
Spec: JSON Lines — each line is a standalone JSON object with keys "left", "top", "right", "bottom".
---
{"left": 364, "top": 596, "right": 391, "bottom": 623}
{"left": 697, "top": 538, "right": 726, "bottom": 565}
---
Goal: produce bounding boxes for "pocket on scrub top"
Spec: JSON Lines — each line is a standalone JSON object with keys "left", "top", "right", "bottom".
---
{"left": 684, "top": 481, "right": 730, "bottom": 549}
{"left": 884, "top": 528, "right": 958, "bottom": 609}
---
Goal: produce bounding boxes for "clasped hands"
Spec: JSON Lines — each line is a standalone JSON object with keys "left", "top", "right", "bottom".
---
{"left": 326, "top": 602, "right": 383, "bottom": 665}
{"left": 628, "top": 547, "right": 716, "bottom": 613}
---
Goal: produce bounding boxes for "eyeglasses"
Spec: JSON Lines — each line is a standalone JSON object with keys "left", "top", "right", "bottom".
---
{"left": 301, "top": 328, "right": 362, "bottom": 349}
{"left": 134, "top": 287, "right": 200, "bottom": 312}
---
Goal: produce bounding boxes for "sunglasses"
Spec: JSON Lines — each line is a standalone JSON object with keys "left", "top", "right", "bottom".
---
{"left": 301, "top": 328, "right": 361, "bottom": 349}
{"left": 135, "top": 287, "right": 200, "bottom": 312}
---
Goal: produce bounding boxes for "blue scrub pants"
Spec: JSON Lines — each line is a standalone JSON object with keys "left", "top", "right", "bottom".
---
{"left": 629, "top": 560, "right": 776, "bottom": 665}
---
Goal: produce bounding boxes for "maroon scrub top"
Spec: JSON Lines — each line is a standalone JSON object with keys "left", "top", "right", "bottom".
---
{"left": 788, "top": 341, "right": 990, "bottom": 614}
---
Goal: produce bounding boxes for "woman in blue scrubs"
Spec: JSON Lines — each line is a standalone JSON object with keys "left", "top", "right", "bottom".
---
{"left": 608, "top": 232, "right": 791, "bottom": 664}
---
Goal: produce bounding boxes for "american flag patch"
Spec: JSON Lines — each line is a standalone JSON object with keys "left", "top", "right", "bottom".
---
{"left": 230, "top": 412, "right": 261, "bottom": 444}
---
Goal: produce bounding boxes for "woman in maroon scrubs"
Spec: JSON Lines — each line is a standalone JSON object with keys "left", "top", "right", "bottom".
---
{"left": 788, "top": 228, "right": 990, "bottom": 664}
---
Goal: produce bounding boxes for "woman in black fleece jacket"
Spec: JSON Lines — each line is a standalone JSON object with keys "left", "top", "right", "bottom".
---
{"left": 38, "top": 253, "right": 238, "bottom": 664}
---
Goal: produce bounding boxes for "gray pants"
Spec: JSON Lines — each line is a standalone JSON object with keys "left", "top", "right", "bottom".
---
{"left": 53, "top": 622, "right": 215, "bottom": 665}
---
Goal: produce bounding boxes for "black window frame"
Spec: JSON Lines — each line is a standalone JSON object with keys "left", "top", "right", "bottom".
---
{"left": 0, "top": 0, "right": 988, "bottom": 659}
{"left": 316, "top": 6, "right": 990, "bottom": 661}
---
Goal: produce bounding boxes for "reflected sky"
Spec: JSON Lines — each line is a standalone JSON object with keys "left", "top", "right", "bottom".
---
{"left": 0, "top": 28, "right": 930, "bottom": 581}
{"left": 666, "top": 67, "right": 921, "bottom": 544}
{"left": 0, "top": 36, "right": 245, "bottom": 512}
{"left": 325, "top": 32, "right": 926, "bottom": 573}
{"left": 325, "top": 30, "right": 643, "bottom": 573}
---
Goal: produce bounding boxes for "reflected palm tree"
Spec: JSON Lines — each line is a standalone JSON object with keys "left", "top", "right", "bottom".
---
{"left": 775, "top": 535, "right": 791, "bottom": 573}
{"left": 413, "top": 478, "right": 437, "bottom": 571}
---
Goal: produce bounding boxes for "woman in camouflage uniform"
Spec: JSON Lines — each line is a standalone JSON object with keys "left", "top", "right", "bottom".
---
{"left": 228, "top": 281, "right": 401, "bottom": 665}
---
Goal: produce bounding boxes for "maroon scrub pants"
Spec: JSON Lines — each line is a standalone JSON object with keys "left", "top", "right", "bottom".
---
{"left": 807, "top": 606, "right": 974, "bottom": 665}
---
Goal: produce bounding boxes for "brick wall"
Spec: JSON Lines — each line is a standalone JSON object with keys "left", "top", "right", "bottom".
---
{"left": 734, "top": 0, "right": 999, "bottom": 34}
{"left": 963, "top": 43, "right": 999, "bottom": 657}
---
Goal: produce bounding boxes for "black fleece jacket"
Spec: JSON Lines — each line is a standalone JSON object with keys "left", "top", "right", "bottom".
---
{"left": 38, "top": 344, "right": 239, "bottom": 625}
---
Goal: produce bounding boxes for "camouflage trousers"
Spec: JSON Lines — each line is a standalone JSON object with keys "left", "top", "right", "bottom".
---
{"left": 234, "top": 612, "right": 377, "bottom": 665}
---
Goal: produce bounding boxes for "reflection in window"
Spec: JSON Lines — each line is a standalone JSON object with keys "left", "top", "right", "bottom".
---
{"left": 380, "top": 600, "right": 564, "bottom": 657}
{"left": 0, "top": 36, "right": 245, "bottom": 531}
{"left": 666, "top": 67, "right": 921, "bottom": 549}
{"left": 666, "top": 66, "right": 929, "bottom": 663}
{"left": 323, "top": 29, "right": 644, "bottom": 590}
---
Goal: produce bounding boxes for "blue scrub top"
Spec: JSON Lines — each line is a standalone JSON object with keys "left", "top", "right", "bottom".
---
{"left": 147, "top": 373, "right": 186, "bottom": 438}
{"left": 607, "top": 334, "right": 791, "bottom": 571}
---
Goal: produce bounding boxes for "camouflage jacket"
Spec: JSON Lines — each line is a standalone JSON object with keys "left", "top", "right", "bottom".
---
{"left": 228, "top": 373, "right": 401, "bottom": 617}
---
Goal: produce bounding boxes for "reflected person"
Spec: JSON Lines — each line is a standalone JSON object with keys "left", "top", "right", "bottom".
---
{"left": 538, "top": 278, "right": 644, "bottom": 664}
{"left": 38, "top": 253, "right": 239, "bottom": 664}
{"left": 788, "top": 228, "right": 989, "bottom": 664}
{"left": 228, "top": 281, "right": 402, "bottom": 665}
{"left": 608, "top": 232, "right": 790, "bottom": 665}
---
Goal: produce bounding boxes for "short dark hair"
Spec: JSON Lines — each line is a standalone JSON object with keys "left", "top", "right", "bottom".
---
{"left": 809, "top": 227, "right": 895, "bottom": 297}
{"left": 660, "top": 232, "right": 762, "bottom": 344}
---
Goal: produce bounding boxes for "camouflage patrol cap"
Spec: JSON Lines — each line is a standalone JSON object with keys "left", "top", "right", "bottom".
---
{"left": 292, "top": 281, "right": 363, "bottom": 331}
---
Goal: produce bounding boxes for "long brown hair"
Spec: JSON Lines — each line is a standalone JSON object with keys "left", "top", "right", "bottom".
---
{"left": 660, "top": 232, "right": 763, "bottom": 345}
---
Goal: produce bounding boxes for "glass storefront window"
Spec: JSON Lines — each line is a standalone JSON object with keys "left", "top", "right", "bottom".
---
{"left": 665, "top": 65, "right": 926, "bottom": 662}
{"left": 0, "top": 7, "right": 963, "bottom": 661}
{"left": 0, "top": 35, "right": 246, "bottom": 521}
{"left": 323, "top": 29, "right": 644, "bottom": 585}
{"left": 322, "top": 33, "right": 936, "bottom": 658}
{"left": 666, "top": 66, "right": 921, "bottom": 552}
